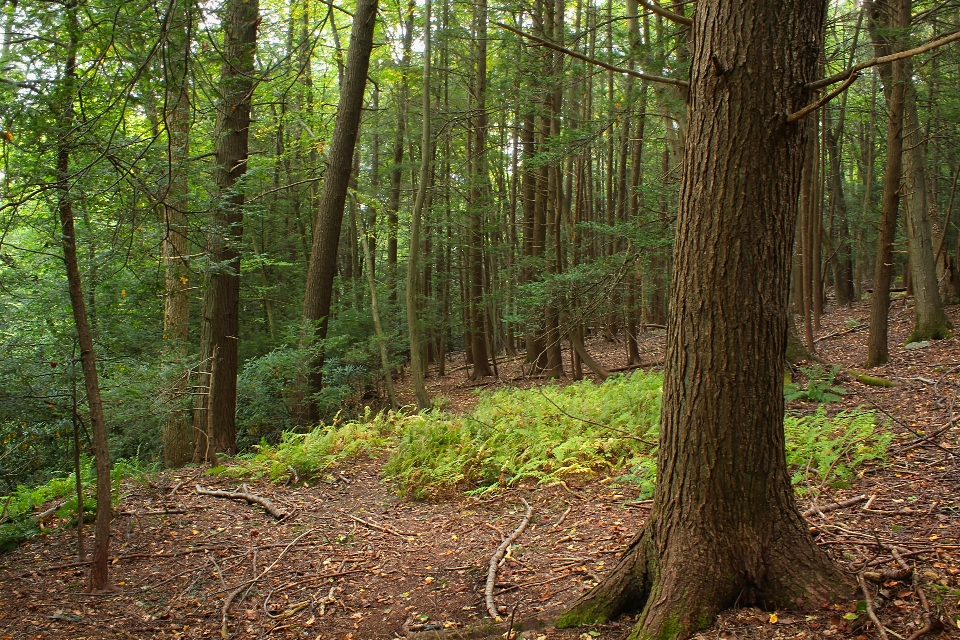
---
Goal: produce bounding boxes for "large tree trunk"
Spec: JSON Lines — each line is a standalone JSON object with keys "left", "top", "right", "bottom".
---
{"left": 192, "top": 0, "right": 259, "bottom": 460}
{"left": 299, "top": 0, "right": 378, "bottom": 420}
{"left": 868, "top": 0, "right": 951, "bottom": 342}
{"left": 557, "top": 2, "right": 847, "bottom": 637}
{"left": 56, "top": 2, "right": 111, "bottom": 591}
{"left": 161, "top": 0, "right": 193, "bottom": 468}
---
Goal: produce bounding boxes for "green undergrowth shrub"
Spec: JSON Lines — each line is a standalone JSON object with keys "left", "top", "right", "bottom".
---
{"left": 213, "top": 371, "right": 890, "bottom": 501}
{"left": 0, "top": 456, "right": 155, "bottom": 552}
{"left": 383, "top": 371, "right": 663, "bottom": 497}
{"left": 785, "top": 407, "right": 891, "bottom": 497}
{"left": 213, "top": 407, "right": 399, "bottom": 482}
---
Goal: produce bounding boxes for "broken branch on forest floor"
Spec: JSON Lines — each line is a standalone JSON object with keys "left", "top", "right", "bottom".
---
{"left": 486, "top": 498, "right": 533, "bottom": 620}
{"left": 802, "top": 494, "right": 867, "bottom": 517}
{"left": 196, "top": 484, "right": 288, "bottom": 519}
{"left": 348, "top": 514, "right": 415, "bottom": 537}
{"left": 858, "top": 572, "right": 891, "bottom": 640}
{"left": 219, "top": 528, "right": 315, "bottom": 638}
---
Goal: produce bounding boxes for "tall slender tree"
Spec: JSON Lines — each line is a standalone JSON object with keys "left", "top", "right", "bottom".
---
{"left": 192, "top": 0, "right": 260, "bottom": 460}
{"left": 56, "top": 0, "right": 112, "bottom": 591}
{"left": 161, "top": 0, "right": 194, "bottom": 468}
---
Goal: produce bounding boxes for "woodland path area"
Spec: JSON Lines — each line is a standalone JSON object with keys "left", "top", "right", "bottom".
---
{"left": 2, "top": 300, "right": 960, "bottom": 640}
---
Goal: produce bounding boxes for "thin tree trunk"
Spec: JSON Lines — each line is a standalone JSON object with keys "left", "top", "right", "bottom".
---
{"left": 869, "top": 0, "right": 951, "bottom": 341}
{"left": 406, "top": 0, "right": 432, "bottom": 409}
{"left": 161, "top": 0, "right": 193, "bottom": 468}
{"left": 867, "top": 25, "right": 907, "bottom": 368}
{"left": 360, "top": 208, "right": 397, "bottom": 410}
{"left": 56, "top": 2, "right": 111, "bottom": 590}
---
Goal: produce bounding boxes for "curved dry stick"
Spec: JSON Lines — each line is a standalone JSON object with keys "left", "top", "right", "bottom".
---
{"left": 197, "top": 483, "right": 288, "bottom": 519}
{"left": 857, "top": 572, "right": 890, "bottom": 640}
{"left": 486, "top": 498, "right": 533, "bottom": 620}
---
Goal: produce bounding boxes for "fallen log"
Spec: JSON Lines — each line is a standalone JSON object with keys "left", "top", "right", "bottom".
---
{"left": 196, "top": 484, "right": 288, "bottom": 519}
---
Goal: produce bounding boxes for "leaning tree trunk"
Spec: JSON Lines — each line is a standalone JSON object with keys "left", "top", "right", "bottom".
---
{"left": 56, "top": 2, "right": 112, "bottom": 591}
{"left": 192, "top": 0, "right": 259, "bottom": 461}
{"left": 557, "top": 2, "right": 847, "bottom": 638}
{"left": 299, "top": 0, "right": 379, "bottom": 421}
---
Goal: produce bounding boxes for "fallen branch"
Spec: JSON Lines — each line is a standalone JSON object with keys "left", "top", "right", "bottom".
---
{"left": 196, "top": 484, "right": 287, "bottom": 519}
{"left": 486, "top": 498, "right": 533, "bottom": 620}
{"left": 552, "top": 505, "right": 572, "bottom": 530}
{"left": 348, "top": 514, "right": 415, "bottom": 537}
{"left": 219, "top": 528, "right": 315, "bottom": 638}
{"left": 898, "top": 417, "right": 957, "bottom": 452}
{"left": 802, "top": 494, "right": 868, "bottom": 518}
{"left": 36, "top": 500, "right": 67, "bottom": 521}
{"left": 858, "top": 572, "right": 890, "bottom": 640}
{"left": 608, "top": 360, "right": 663, "bottom": 373}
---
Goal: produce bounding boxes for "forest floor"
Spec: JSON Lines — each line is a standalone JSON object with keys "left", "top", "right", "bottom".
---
{"left": 2, "top": 298, "right": 960, "bottom": 640}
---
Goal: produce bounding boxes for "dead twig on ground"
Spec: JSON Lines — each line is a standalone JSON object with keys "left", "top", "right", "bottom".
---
{"left": 858, "top": 572, "right": 890, "bottom": 640}
{"left": 196, "top": 483, "right": 287, "bottom": 519}
{"left": 802, "top": 494, "right": 867, "bottom": 517}
{"left": 348, "top": 514, "right": 415, "bottom": 537}
{"left": 486, "top": 498, "right": 533, "bottom": 620}
{"left": 219, "top": 528, "right": 315, "bottom": 638}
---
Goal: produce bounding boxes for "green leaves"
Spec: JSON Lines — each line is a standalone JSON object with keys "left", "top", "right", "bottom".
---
{"left": 785, "top": 364, "right": 847, "bottom": 404}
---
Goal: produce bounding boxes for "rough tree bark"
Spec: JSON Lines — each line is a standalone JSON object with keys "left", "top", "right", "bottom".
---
{"left": 192, "top": 0, "right": 259, "bottom": 460}
{"left": 56, "top": 1, "right": 112, "bottom": 591}
{"left": 557, "top": 2, "right": 848, "bottom": 638}
{"left": 299, "top": 0, "right": 379, "bottom": 420}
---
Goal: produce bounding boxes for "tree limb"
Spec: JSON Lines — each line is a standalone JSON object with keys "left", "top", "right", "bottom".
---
{"left": 808, "top": 29, "right": 960, "bottom": 91}
{"left": 486, "top": 498, "right": 533, "bottom": 620}
{"left": 637, "top": 0, "right": 692, "bottom": 26}
{"left": 788, "top": 71, "right": 860, "bottom": 122}
{"left": 196, "top": 484, "right": 288, "bottom": 519}
{"left": 496, "top": 22, "right": 688, "bottom": 89}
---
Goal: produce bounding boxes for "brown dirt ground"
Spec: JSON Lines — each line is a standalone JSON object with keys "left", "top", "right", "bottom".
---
{"left": 1, "top": 298, "right": 959, "bottom": 640}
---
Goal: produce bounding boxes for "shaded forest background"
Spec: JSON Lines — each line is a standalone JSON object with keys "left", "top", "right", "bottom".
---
{"left": 1, "top": 0, "right": 956, "bottom": 487}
